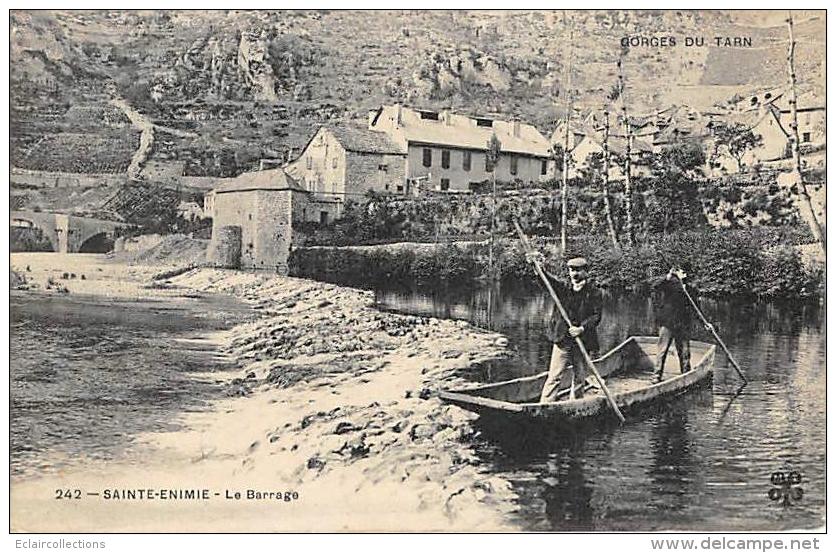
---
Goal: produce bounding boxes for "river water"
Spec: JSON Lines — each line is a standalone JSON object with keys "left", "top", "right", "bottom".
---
{"left": 9, "top": 279, "right": 825, "bottom": 531}
{"left": 375, "top": 283, "right": 826, "bottom": 531}
{"left": 9, "top": 291, "right": 250, "bottom": 479}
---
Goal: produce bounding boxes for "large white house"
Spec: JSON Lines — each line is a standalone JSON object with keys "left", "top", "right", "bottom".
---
{"left": 367, "top": 104, "right": 554, "bottom": 193}
{"left": 287, "top": 104, "right": 555, "bottom": 202}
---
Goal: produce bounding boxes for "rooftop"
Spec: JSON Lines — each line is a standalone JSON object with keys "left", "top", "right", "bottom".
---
{"left": 327, "top": 124, "right": 407, "bottom": 155}
{"left": 371, "top": 105, "right": 551, "bottom": 157}
{"left": 213, "top": 167, "right": 304, "bottom": 194}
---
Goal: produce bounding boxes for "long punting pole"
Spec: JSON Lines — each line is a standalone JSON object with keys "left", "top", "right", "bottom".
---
{"left": 677, "top": 281, "right": 748, "bottom": 384}
{"left": 513, "top": 220, "right": 625, "bottom": 423}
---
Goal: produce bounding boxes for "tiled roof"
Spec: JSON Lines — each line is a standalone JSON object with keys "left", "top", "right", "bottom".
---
{"left": 375, "top": 105, "right": 551, "bottom": 157}
{"left": 214, "top": 168, "right": 305, "bottom": 193}
{"left": 328, "top": 125, "right": 407, "bottom": 155}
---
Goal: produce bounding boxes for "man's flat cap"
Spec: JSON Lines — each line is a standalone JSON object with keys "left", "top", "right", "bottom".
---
{"left": 567, "top": 257, "right": 588, "bottom": 268}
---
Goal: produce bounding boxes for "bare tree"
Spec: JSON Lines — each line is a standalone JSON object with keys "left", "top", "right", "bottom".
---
{"left": 486, "top": 132, "right": 502, "bottom": 276}
{"left": 602, "top": 110, "right": 619, "bottom": 246}
{"left": 614, "top": 51, "right": 634, "bottom": 246}
{"left": 786, "top": 11, "right": 825, "bottom": 254}
{"left": 559, "top": 15, "right": 575, "bottom": 253}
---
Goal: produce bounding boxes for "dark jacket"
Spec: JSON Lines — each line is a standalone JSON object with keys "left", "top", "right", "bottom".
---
{"left": 652, "top": 276, "right": 700, "bottom": 332}
{"left": 544, "top": 273, "right": 603, "bottom": 352}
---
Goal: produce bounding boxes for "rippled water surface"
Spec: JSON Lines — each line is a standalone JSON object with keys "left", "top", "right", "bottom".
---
{"left": 376, "top": 283, "right": 826, "bottom": 531}
{"left": 10, "top": 291, "right": 250, "bottom": 478}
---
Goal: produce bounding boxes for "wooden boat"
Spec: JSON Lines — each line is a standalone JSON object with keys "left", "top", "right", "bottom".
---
{"left": 440, "top": 336, "right": 716, "bottom": 423}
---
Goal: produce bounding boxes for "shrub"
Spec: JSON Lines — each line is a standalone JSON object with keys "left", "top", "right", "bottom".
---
{"left": 289, "top": 226, "right": 822, "bottom": 300}
{"left": 755, "top": 246, "right": 821, "bottom": 299}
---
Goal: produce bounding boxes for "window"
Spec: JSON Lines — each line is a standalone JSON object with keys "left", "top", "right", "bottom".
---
{"left": 476, "top": 118, "right": 493, "bottom": 128}
{"left": 419, "top": 111, "right": 440, "bottom": 121}
{"left": 510, "top": 156, "right": 518, "bottom": 176}
{"left": 306, "top": 156, "right": 312, "bottom": 170}
{"left": 463, "top": 151, "right": 471, "bottom": 171}
{"left": 802, "top": 132, "right": 811, "bottom": 143}
{"left": 541, "top": 159, "right": 548, "bottom": 175}
{"left": 397, "top": 184, "right": 404, "bottom": 193}
{"left": 423, "top": 148, "right": 432, "bottom": 167}
{"left": 332, "top": 157, "right": 338, "bottom": 169}
{"left": 320, "top": 211, "right": 329, "bottom": 225}
{"left": 440, "top": 178, "right": 450, "bottom": 191}
{"left": 441, "top": 150, "right": 450, "bottom": 169}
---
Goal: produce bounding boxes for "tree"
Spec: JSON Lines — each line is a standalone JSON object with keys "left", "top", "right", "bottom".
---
{"left": 601, "top": 110, "right": 619, "bottom": 247}
{"left": 612, "top": 50, "right": 634, "bottom": 246}
{"left": 711, "top": 122, "right": 763, "bottom": 172}
{"left": 645, "top": 141, "right": 708, "bottom": 233}
{"left": 486, "top": 133, "right": 502, "bottom": 277}
{"left": 785, "top": 11, "right": 825, "bottom": 254}
{"left": 559, "top": 13, "right": 575, "bottom": 253}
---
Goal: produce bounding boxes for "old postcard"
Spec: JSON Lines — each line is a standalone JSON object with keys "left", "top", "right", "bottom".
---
{"left": 8, "top": 8, "right": 826, "bottom": 534}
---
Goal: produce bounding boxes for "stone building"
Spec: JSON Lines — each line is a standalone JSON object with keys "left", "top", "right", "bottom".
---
{"left": 773, "top": 92, "right": 826, "bottom": 148}
{"left": 287, "top": 105, "right": 554, "bottom": 204}
{"left": 286, "top": 125, "right": 408, "bottom": 210}
{"left": 367, "top": 104, "right": 554, "bottom": 192}
{"left": 207, "top": 168, "right": 339, "bottom": 273}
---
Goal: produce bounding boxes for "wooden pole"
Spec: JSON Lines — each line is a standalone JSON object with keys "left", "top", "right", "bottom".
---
{"left": 786, "top": 12, "right": 826, "bottom": 254}
{"left": 677, "top": 280, "right": 748, "bottom": 384}
{"left": 513, "top": 220, "right": 626, "bottom": 423}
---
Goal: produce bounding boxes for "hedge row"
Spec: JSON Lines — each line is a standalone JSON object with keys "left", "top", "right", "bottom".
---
{"left": 290, "top": 227, "right": 822, "bottom": 300}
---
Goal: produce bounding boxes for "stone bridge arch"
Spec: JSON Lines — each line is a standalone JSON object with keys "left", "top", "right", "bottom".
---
{"left": 10, "top": 212, "right": 60, "bottom": 252}
{"left": 10, "top": 211, "right": 126, "bottom": 253}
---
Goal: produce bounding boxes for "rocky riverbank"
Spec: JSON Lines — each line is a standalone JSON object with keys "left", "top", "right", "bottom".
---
{"left": 11, "top": 254, "right": 519, "bottom": 531}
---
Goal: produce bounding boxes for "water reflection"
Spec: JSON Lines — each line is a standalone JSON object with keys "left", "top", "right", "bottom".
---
{"left": 376, "top": 281, "right": 825, "bottom": 531}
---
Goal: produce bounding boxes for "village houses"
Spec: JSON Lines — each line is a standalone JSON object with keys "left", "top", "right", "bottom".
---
{"left": 286, "top": 104, "right": 554, "bottom": 204}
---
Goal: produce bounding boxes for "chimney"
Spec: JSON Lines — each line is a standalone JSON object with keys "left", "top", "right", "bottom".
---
{"left": 512, "top": 120, "right": 521, "bottom": 138}
{"left": 442, "top": 109, "right": 452, "bottom": 125}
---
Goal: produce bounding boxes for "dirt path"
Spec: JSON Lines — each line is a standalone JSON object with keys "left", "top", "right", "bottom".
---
{"left": 110, "top": 97, "right": 155, "bottom": 180}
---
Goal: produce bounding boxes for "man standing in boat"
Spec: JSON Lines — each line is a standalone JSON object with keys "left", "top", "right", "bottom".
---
{"left": 536, "top": 256, "right": 603, "bottom": 402}
{"left": 652, "top": 262, "right": 712, "bottom": 383}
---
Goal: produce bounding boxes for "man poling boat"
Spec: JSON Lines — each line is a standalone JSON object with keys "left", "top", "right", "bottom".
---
{"left": 512, "top": 220, "right": 625, "bottom": 423}
{"left": 656, "top": 256, "right": 748, "bottom": 385}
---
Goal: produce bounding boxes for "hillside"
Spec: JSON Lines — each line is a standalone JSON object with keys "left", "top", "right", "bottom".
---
{"left": 10, "top": 10, "right": 825, "bottom": 179}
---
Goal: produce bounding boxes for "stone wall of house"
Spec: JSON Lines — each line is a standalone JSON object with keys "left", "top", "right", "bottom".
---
{"left": 207, "top": 225, "right": 242, "bottom": 268}
{"left": 345, "top": 152, "right": 408, "bottom": 196}
{"left": 211, "top": 189, "right": 257, "bottom": 266}
{"left": 290, "top": 190, "right": 342, "bottom": 224}
{"left": 210, "top": 188, "right": 295, "bottom": 272}
{"left": 252, "top": 189, "right": 293, "bottom": 274}
{"left": 287, "top": 128, "right": 347, "bottom": 195}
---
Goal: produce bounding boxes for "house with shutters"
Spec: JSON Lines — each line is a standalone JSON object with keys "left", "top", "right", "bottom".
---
{"left": 367, "top": 104, "right": 554, "bottom": 192}
{"left": 286, "top": 105, "right": 554, "bottom": 206}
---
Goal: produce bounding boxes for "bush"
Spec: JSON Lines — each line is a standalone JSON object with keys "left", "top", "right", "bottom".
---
{"left": 289, "top": 227, "right": 823, "bottom": 300}
{"left": 755, "top": 246, "right": 821, "bottom": 299}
